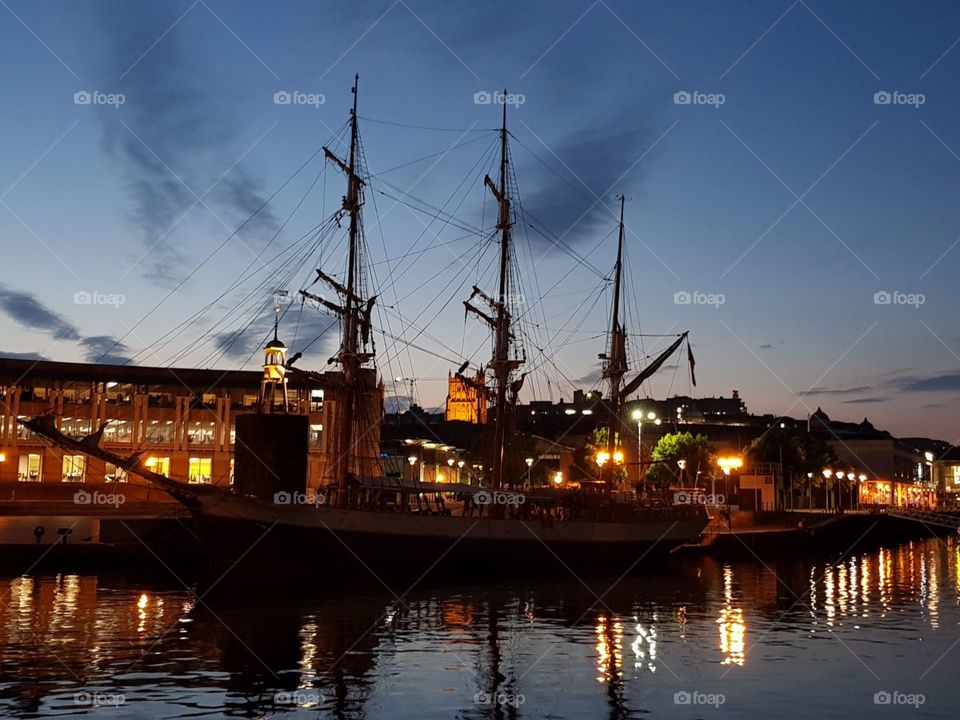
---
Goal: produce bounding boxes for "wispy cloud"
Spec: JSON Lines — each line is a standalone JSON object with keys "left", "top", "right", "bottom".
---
{"left": 99, "top": 4, "right": 278, "bottom": 283}
{"left": 0, "top": 283, "right": 80, "bottom": 340}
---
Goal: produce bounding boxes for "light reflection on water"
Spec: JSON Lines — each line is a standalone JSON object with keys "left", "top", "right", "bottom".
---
{"left": 0, "top": 537, "right": 959, "bottom": 718}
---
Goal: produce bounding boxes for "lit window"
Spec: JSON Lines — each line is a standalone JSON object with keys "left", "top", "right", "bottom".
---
{"left": 188, "top": 457, "right": 212, "bottom": 484}
{"left": 62, "top": 455, "right": 86, "bottom": 482}
{"left": 18, "top": 453, "right": 41, "bottom": 482}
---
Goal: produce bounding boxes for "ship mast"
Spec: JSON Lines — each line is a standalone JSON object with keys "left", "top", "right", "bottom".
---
{"left": 602, "top": 197, "right": 627, "bottom": 491}
{"left": 313, "top": 75, "right": 366, "bottom": 507}
{"left": 490, "top": 100, "right": 512, "bottom": 494}
{"left": 463, "top": 95, "right": 523, "bottom": 496}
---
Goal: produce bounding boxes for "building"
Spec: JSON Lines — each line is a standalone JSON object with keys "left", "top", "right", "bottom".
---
{"left": 0, "top": 355, "right": 380, "bottom": 501}
{"left": 444, "top": 372, "right": 487, "bottom": 424}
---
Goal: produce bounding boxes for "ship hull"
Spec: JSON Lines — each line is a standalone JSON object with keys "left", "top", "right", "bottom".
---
{"left": 189, "top": 495, "right": 709, "bottom": 583}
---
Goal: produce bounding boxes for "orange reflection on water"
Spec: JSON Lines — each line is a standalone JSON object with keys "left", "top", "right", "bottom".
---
{"left": 717, "top": 566, "right": 745, "bottom": 666}
{"left": 595, "top": 615, "right": 623, "bottom": 682}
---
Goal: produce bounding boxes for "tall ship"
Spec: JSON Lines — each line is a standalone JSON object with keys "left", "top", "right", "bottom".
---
{"left": 22, "top": 78, "right": 708, "bottom": 579}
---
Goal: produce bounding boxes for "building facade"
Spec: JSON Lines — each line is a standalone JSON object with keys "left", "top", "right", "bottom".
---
{"left": 0, "top": 357, "right": 381, "bottom": 499}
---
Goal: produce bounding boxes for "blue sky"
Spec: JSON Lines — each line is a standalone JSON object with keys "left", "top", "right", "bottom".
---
{"left": 1, "top": 0, "right": 959, "bottom": 439}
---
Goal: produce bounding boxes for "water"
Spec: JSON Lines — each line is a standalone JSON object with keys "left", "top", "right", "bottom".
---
{"left": 1, "top": 537, "right": 958, "bottom": 718}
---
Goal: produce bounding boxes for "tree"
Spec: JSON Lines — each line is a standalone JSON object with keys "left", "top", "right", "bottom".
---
{"left": 646, "top": 432, "right": 714, "bottom": 489}
{"left": 583, "top": 427, "right": 628, "bottom": 484}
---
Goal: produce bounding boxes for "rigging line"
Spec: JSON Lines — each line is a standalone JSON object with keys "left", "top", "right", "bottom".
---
{"left": 365, "top": 133, "right": 494, "bottom": 177}
{"left": 371, "top": 132, "right": 498, "bottom": 307}
{"left": 523, "top": 219, "right": 606, "bottom": 279}
{"left": 148, "top": 169, "right": 332, "bottom": 366}
{"left": 359, "top": 131, "right": 407, "bottom": 386}
{"left": 138, "top": 217, "right": 333, "bottom": 366}
{"left": 368, "top": 131, "right": 500, "bottom": 248}
{"left": 367, "top": 232, "right": 476, "bottom": 268}
{"left": 192, "top": 209, "right": 338, "bottom": 369}
{"left": 370, "top": 187, "right": 479, "bottom": 236}
{"left": 375, "top": 244, "right": 494, "bottom": 371}
{"left": 99, "top": 142, "right": 332, "bottom": 365}
{"left": 357, "top": 116, "right": 496, "bottom": 133}
{"left": 509, "top": 132, "right": 602, "bottom": 209}
{"left": 155, "top": 218, "right": 334, "bottom": 367}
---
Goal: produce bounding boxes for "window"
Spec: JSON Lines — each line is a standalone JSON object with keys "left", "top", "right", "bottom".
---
{"left": 952, "top": 466, "right": 960, "bottom": 487}
{"left": 188, "top": 457, "right": 212, "bottom": 484}
{"left": 310, "top": 389, "right": 324, "bottom": 412}
{"left": 62, "top": 455, "right": 86, "bottom": 482}
{"left": 310, "top": 424, "right": 323, "bottom": 447}
{"left": 145, "top": 456, "right": 170, "bottom": 476}
{"left": 105, "top": 463, "right": 128, "bottom": 483}
{"left": 243, "top": 395, "right": 258, "bottom": 407}
{"left": 202, "top": 393, "right": 217, "bottom": 405}
{"left": 18, "top": 453, "right": 41, "bottom": 482}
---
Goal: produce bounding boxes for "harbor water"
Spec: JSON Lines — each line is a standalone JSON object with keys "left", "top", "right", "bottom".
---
{"left": 1, "top": 536, "right": 958, "bottom": 718}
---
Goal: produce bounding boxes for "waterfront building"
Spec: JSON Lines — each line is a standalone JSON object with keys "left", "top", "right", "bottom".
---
{"left": 0, "top": 356, "right": 381, "bottom": 502}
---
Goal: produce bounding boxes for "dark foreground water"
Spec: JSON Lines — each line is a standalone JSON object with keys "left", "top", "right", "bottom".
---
{"left": 1, "top": 537, "right": 959, "bottom": 718}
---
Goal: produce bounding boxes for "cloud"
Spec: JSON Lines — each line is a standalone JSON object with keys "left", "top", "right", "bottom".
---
{"left": 0, "top": 351, "right": 49, "bottom": 361}
{"left": 843, "top": 397, "right": 885, "bottom": 404}
{"left": 212, "top": 309, "right": 337, "bottom": 364}
{"left": 98, "top": 5, "right": 277, "bottom": 283}
{"left": 0, "top": 284, "right": 80, "bottom": 340}
{"left": 890, "top": 372, "right": 960, "bottom": 393}
{"left": 80, "top": 336, "right": 132, "bottom": 364}
{"left": 758, "top": 344, "right": 773, "bottom": 350}
{"left": 0, "top": 284, "right": 132, "bottom": 364}
{"left": 517, "top": 124, "right": 651, "bottom": 248}
{"left": 799, "top": 385, "right": 871, "bottom": 397}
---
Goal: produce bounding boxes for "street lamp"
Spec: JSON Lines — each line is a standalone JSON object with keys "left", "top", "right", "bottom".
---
{"left": 632, "top": 409, "right": 659, "bottom": 487}
{"left": 525, "top": 457, "right": 534, "bottom": 487}
{"left": 806, "top": 472, "right": 814, "bottom": 510}
{"left": 822, "top": 468, "right": 832, "bottom": 511}
{"left": 716, "top": 456, "right": 742, "bottom": 507}
{"left": 677, "top": 458, "right": 687, "bottom": 487}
